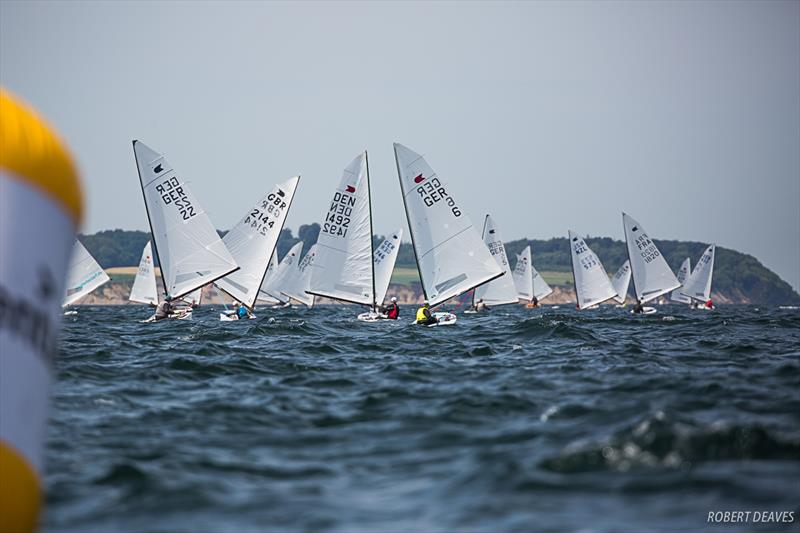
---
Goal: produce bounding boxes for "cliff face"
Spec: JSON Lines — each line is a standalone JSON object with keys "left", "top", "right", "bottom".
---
{"left": 75, "top": 280, "right": 742, "bottom": 307}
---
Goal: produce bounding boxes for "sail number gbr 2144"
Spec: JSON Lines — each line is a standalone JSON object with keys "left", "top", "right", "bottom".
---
{"left": 416, "top": 177, "right": 461, "bottom": 217}
{"left": 245, "top": 192, "right": 288, "bottom": 236}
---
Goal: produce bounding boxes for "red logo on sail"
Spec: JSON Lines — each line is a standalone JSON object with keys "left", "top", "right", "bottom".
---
{"left": 414, "top": 174, "right": 425, "bottom": 184}
{"left": 346, "top": 185, "right": 356, "bottom": 193}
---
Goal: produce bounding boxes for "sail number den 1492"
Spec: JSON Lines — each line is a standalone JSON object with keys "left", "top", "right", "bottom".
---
{"left": 245, "top": 192, "right": 288, "bottom": 236}
{"left": 415, "top": 177, "right": 461, "bottom": 217}
{"left": 322, "top": 191, "right": 355, "bottom": 238}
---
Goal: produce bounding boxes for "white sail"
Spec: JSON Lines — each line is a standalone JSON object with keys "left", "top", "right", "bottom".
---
{"left": 532, "top": 264, "right": 553, "bottom": 301}
{"left": 262, "top": 241, "right": 303, "bottom": 301}
{"left": 611, "top": 259, "right": 632, "bottom": 304}
{"left": 257, "top": 251, "right": 285, "bottom": 304}
{"left": 569, "top": 230, "right": 617, "bottom": 309}
{"left": 215, "top": 176, "right": 300, "bottom": 308}
{"left": 63, "top": 240, "right": 111, "bottom": 307}
{"left": 681, "top": 244, "right": 715, "bottom": 302}
{"left": 284, "top": 244, "right": 316, "bottom": 307}
{"left": 622, "top": 213, "right": 681, "bottom": 304}
{"left": 308, "top": 153, "right": 374, "bottom": 306}
{"left": 393, "top": 143, "right": 502, "bottom": 307}
{"left": 373, "top": 228, "right": 403, "bottom": 307}
{"left": 512, "top": 246, "right": 534, "bottom": 301}
{"left": 474, "top": 215, "right": 519, "bottom": 306}
{"left": 129, "top": 241, "right": 158, "bottom": 305}
{"left": 133, "top": 140, "right": 238, "bottom": 300}
{"left": 670, "top": 257, "right": 692, "bottom": 304}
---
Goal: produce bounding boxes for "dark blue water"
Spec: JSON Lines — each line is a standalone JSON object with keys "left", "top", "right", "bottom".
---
{"left": 47, "top": 305, "right": 800, "bottom": 532}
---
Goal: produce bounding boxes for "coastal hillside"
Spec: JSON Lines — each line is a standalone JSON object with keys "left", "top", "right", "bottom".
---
{"left": 79, "top": 226, "right": 799, "bottom": 305}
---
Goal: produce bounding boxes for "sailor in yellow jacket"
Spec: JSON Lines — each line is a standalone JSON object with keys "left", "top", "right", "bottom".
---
{"left": 0, "top": 88, "right": 83, "bottom": 532}
{"left": 415, "top": 301, "right": 438, "bottom": 326}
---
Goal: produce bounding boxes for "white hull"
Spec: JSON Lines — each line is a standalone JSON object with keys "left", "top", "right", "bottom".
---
{"left": 413, "top": 312, "right": 457, "bottom": 327}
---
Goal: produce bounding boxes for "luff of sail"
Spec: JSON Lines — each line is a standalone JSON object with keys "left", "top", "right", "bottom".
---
{"left": 610, "top": 259, "right": 632, "bottom": 304}
{"left": 129, "top": 241, "right": 158, "bottom": 305}
{"left": 512, "top": 246, "right": 534, "bottom": 301}
{"left": 308, "top": 153, "right": 374, "bottom": 306}
{"left": 680, "top": 244, "right": 715, "bottom": 302}
{"left": 373, "top": 228, "right": 404, "bottom": 307}
{"left": 215, "top": 176, "right": 300, "bottom": 308}
{"left": 622, "top": 213, "right": 681, "bottom": 304}
{"left": 394, "top": 143, "right": 502, "bottom": 307}
{"left": 569, "top": 230, "right": 617, "bottom": 309}
{"left": 132, "top": 140, "right": 238, "bottom": 300}
{"left": 63, "top": 240, "right": 111, "bottom": 307}
{"left": 474, "top": 215, "right": 519, "bottom": 306}
{"left": 670, "top": 257, "right": 692, "bottom": 304}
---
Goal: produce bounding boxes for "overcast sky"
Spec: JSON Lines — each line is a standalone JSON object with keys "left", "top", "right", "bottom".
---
{"left": 2, "top": 1, "right": 798, "bottom": 289}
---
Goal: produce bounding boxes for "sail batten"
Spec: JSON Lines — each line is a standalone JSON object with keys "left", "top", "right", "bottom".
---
{"left": 393, "top": 143, "right": 502, "bottom": 307}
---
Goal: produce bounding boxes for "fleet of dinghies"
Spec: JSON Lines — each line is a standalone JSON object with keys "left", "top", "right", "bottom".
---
{"left": 63, "top": 141, "right": 718, "bottom": 321}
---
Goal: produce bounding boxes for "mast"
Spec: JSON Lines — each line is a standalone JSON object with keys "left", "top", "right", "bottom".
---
{"left": 132, "top": 140, "right": 168, "bottom": 300}
{"left": 568, "top": 232, "right": 580, "bottom": 309}
{"left": 473, "top": 214, "right": 489, "bottom": 308}
{"left": 394, "top": 144, "right": 428, "bottom": 303}
{"left": 366, "top": 151, "right": 377, "bottom": 311}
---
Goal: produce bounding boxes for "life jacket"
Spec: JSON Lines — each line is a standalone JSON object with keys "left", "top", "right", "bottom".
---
{"left": 416, "top": 306, "right": 429, "bottom": 321}
{"left": 237, "top": 306, "right": 248, "bottom": 318}
{"left": 386, "top": 304, "right": 399, "bottom": 319}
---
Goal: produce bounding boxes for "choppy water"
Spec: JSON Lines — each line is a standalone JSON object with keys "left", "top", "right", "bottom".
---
{"left": 47, "top": 305, "right": 800, "bottom": 532}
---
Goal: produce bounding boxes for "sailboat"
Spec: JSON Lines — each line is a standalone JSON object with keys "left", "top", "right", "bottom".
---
{"left": 466, "top": 215, "right": 518, "bottom": 313}
{"left": 622, "top": 213, "right": 680, "bottom": 314}
{"left": 281, "top": 243, "right": 316, "bottom": 307}
{"left": 393, "top": 143, "right": 503, "bottom": 325}
{"left": 670, "top": 257, "right": 692, "bottom": 305}
{"left": 133, "top": 140, "right": 238, "bottom": 322}
{"left": 129, "top": 241, "right": 158, "bottom": 306}
{"left": 261, "top": 241, "right": 303, "bottom": 305}
{"left": 215, "top": 176, "right": 300, "bottom": 320}
{"left": 610, "top": 259, "right": 632, "bottom": 305}
{"left": 512, "top": 245, "right": 552, "bottom": 307}
{"left": 680, "top": 244, "right": 715, "bottom": 309}
{"left": 568, "top": 230, "right": 617, "bottom": 310}
{"left": 62, "top": 240, "right": 111, "bottom": 314}
{"left": 256, "top": 251, "right": 290, "bottom": 307}
{"left": 307, "top": 152, "right": 385, "bottom": 318}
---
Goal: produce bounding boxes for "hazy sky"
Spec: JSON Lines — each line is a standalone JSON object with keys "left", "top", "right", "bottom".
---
{"left": 2, "top": 1, "right": 798, "bottom": 289}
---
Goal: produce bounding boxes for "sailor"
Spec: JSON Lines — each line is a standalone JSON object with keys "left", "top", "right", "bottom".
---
{"left": 236, "top": 302, "right": 249, "bottom": 319}
{"left": 705, "top": 299, "right": 714, "bottom": 309}
{"left": 154, "top": 297, "right": 173, "bottom": 321}
{"left": 469, "top": 298, "right": 489, "bottom": 312}
{"left": 531, "top": 296, "right": 539, "bottom": 308}
{"left": 633, "top": 300, "right": 644, "bottom": 314}
{"left": 383, "top": 297, "right": 400, "bottom": 319}
{"left": 415, "top": 301, "right": 438, "bottom": 326}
